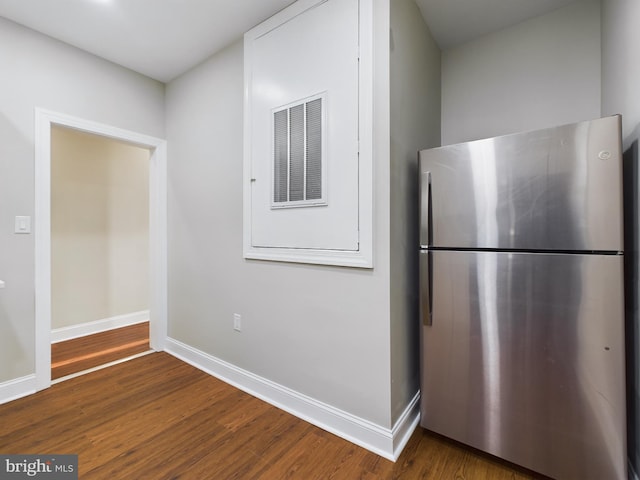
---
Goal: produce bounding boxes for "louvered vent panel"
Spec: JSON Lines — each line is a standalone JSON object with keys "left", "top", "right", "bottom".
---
{"left": 305, "top": 98, "right": 322, "bottom": 200}
{"left": 289, "top": 104, "right": 305, "bottom": 202}
{"left": 272, "top": 95, "right": 324, "bottom": 207}
{"left": 273, "top": 109, "right": 289, "bottom": 203}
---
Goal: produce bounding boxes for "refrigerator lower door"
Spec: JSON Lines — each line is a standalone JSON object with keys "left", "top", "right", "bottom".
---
{"left": 420, "top": 250, "right": 626, "bottom": 480}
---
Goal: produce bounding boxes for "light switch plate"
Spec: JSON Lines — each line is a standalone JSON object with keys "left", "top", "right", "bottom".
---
{"left": 15, "top": 216, "right": 31, "bottom": 234}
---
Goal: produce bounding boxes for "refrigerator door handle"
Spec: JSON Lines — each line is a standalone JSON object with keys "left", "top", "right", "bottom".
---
{"left": 420, "top": 171, "right": 431, "bottom": 248}
{"left": 420, "top": 251, "right": 433, "bottom": 326}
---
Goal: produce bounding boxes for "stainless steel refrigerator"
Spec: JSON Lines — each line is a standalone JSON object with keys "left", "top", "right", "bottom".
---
{"left": 418, "top": 115, "right": 626, "bottom": 479}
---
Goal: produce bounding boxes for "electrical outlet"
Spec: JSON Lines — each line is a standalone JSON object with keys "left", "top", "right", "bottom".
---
{"left": 233, "top": 313, "right": 242, "bottom": 332}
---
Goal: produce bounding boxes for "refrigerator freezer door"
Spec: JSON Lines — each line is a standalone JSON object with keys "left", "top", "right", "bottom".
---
{"left": 420, "top": 250, "right": 626, "bottom": 480}
{"left": 419, "top": 116, "right": 623, "bottom": 252}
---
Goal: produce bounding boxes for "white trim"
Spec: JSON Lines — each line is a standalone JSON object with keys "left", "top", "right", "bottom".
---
{"left": 51, "top": 350, "right": 154, "bottom": 385}
{"left": 248, "top": 0, "right": 330, "bottom": 38}
{"left": 243, "top": 0, "right": 374, "bottom": 268}
{"left": 34, "top": 108, "right": 167, "bottom": 392}
{"left": 34, "top": 111, "right": 52, "bottom": 391}
{"left": 0, "top": 375, "right": 37, "bottom": 405}
{"left": 148, "top": 139, "right": 168, "bottom": 352}
{"left": 51, "top": 310, "right": 149, "bottom": 344}
{"left": 391, "top": 391, "right": 421, "bottom": 459}
{"left": 165, "top": 337, "right": 418, "bottom": 461}
{"left": 357, "top": 0, "right": 375, "bottom": 268}
{"left": 242, "top": 248, "right": 375, "bottom": 268}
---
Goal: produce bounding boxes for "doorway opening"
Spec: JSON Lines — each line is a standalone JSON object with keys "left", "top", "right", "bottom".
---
{"left": 50, "top": 126, "right": 152, "bottom": 381}
{"left": 35, "top": 109, "right": 167, "bottom": 391}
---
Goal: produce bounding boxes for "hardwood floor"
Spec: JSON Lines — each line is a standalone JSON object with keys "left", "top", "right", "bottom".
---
{"left": 51, "top": 322, "right": 150, "bottom": 380}
{"left": 1, "top": 353, "right": 545, "bottom": 479}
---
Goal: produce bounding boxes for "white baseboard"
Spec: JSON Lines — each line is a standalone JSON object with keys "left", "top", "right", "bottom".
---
{"left": 0, "top": 374, "right": 37, "bottom": 405}
{"left": 165, "top": 337, "right": 419, "bottom": 461}
{"left": 51, "top": 310, "right": 149, "bottom": 343}
{"left": 52, "top": 350, "right": 155, "bottom": 385}
{"left": 392, "top": 391, "right": 421, "bottom": 459}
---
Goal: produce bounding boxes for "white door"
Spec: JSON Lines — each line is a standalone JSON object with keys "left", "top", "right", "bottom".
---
{"left": 247, "top": 0, "right": 360, "bottom": 251}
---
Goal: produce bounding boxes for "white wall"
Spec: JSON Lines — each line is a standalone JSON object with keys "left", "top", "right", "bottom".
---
{"left": 0, "top": 16, "right": 164, "bottom": 383}
{"left": 441, "top": 0, "right": 601, "bottom": 145}
{"left": 165, "top": 5, "right": 395, "bottom": 429}
{"left": 389, "top": 0, "right": 440, "bottom": 423}
{"left": 601, "top": 0, "right": 640, "bottom": 474}
{"left": 51, "top": 127, "right": 149, "bottom": 330}
{"left": 602, "top": 0, "right": 640, "bottom": 147}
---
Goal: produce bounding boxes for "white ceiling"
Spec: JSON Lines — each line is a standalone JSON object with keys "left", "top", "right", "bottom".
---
{"left": 0, "top": 0, "right": 577, "bottom": 83}
{"left": 414, "top": 0, "right": 577, "bottom": 50}
{"left": 0, "top": 0, "right": 295, "bottom": 82}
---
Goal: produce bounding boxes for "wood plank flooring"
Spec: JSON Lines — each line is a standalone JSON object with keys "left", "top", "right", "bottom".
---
{"left": 1, "top": 353, "right": 545, "bottom": 479}
{"left": 51, "top": 322, "right": 150, "bottom": 380}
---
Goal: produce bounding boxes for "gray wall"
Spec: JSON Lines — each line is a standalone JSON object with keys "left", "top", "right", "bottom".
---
{"left": 441, "top": 0, "right": 601, "bottom": 145}
{"left": 3, "top": 0, "right": 626, "bottom": 460}
{"left": 389, "top": 0, "right": 441, "bottom": 423}
{"left": 602, "top": 0, "right": 640, "bottom": 147}
{"left": 0, "top": 16, "right": 164, "bottom": 382}
{"left": 165, "top": 14, "right": 395, "bottom": 427}
{"left": 165, "top": 0, "right": 441, "bottom": 430}
{"left": 601, "top": 0, "right": 640, "bottom": 474}
{"left": 0, "top": 0, "right": 435, "bottom": 437}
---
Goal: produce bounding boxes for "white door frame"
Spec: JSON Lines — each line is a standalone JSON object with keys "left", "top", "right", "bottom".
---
{"left": 34, "top": 108, "right": 167, "bottom": 391}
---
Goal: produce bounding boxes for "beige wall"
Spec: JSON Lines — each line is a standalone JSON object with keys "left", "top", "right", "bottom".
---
{"left": 51, "top": 126, "right": 149, "bottom": 330}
